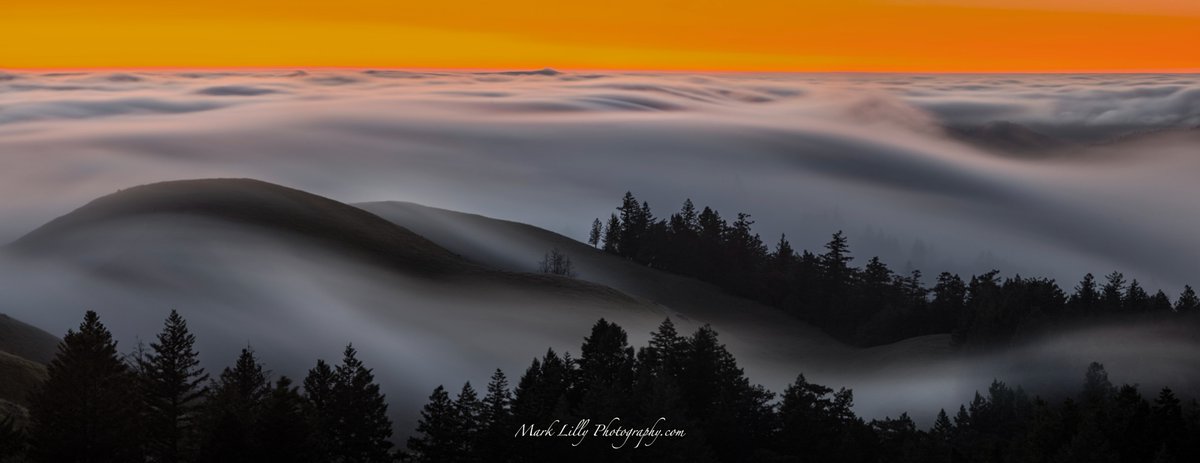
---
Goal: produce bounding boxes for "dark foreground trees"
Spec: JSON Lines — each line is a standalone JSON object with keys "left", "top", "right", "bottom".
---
{"left": 137, "top": 309, "right": 208, "bottom": 463}
{"left": 410, "top": 319, "right": 1200, "bottom": 463}
{"left": 12, "top": 310, "right": 397, "bottom": 463}
{"left": 197, "top": 347, "right": 271, "bottom": 463}
{"left": 327, "top": 345, "right": 395, "bottom": 462}
{"left": 10, "top": 310, "right": 1198, "bottom": 463}
{"left": 0, "top": 414, "right": 23, "bottom": 461}
{"left": 26, "top": 311, "right": 143, "bottom": 463}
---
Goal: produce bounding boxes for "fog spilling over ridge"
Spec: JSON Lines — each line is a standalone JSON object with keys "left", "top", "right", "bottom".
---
{"left": 2, "top": 70, "right": 1200, "bottom": 430}
{"left": 0, "top": 179, "right": 1197, "bottom": 433}
{"left": 2, "top": 70, "right": 1198, "bottom": 291}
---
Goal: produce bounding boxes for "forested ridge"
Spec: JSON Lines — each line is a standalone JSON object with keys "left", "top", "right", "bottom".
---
{"left": 1, "top": 312, "right": 1197, "bottom": 463}
{"left": 412, "top": 318, "right": 1200, "bottom": 462}
{"left": 588, "top": 192, "right": 1200, "bottom": 347}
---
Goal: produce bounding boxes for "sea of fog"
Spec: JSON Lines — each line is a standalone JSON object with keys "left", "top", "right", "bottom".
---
{"left": 1, "top": 69, "right": 1198, "bottom": 430}
{"left": 2, "top": 70, "right": 1198, "bottom": 289}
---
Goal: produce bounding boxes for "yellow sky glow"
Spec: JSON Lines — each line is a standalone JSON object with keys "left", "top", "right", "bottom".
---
{"left": 2, "top": 0, "right": 1198, "bottom": 72}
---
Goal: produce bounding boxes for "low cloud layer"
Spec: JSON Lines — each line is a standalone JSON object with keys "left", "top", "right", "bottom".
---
{"left": 1, "top": 70, "right": 1199, "bottom": 427}
{"left": 2, "top": 70, "right": 1197, "bottom": 289}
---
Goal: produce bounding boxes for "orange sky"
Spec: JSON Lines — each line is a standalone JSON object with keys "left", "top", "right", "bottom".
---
{"left": 2, "top": 0, "right": 1198, "bottom": 72}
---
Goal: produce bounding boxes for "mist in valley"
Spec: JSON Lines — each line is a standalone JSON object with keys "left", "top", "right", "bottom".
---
{"left": 1, "top": 70, "right": 1199, "bottom": 430}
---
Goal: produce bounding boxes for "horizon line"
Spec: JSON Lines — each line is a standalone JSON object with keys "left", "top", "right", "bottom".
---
{"left": 4, "top": 65, "right": 1200, "bottom": 75}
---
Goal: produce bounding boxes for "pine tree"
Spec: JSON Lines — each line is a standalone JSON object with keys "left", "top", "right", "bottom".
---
{"left": 819, "top": 231, "right": 855, "bottom": 325}
{"left": 1070, "top": 273, "right": 1100, "bottom": 316}
{"left": 932, "top": 409, "right": 954, "bottom": 441}
{"left": 197, "top": 347, "right": 269, "bottom": 463}
{"left": 954, "top": 404, "right": 971, "bottom": 429}
{"left": 1126, "top": 279, "right": 1150, "bottom": 313}
{"left": 647, "top": 318, "right": 685, "bottom": 377}
{"left": 680, "top": 199, "right": 699, "bottom": 231}
{"left": 476, "top": 369, "right": 513, "bottom": 459}
{"left": 139, "top": 310, "right": 209, "bottom": 463}
{"left": 602, "top": 214, "right": 621, "bottom": 253}
{"left": 771, "top": 234, "right": 796, "bottom": 269}
{"left": 932, "top": 272, "right": 966, "bottom": 333}
{"left": 1150, "top": 290, "right": 1173, "bottom": 313}
{"left": 577, "top": 319, "right": 636, "bottom": 418}
{"left": 873, "top": 413, "right": 920, "bottom": 462}
{"left": 1153, "top": 388, "right": 1184, "bottom": 455}
{"left": 680, "top": 325, "right": 773, "bottom": 461}
{"left": 696, "top": 207, "right": 725, "bottom": 243}
{"left": 331, "top": 345, "right": 394, "bottom": 462}
{"left": 454, "top": 383, "right": 483, "bottom": 462}
{"left": 862, "top": 256, "right": 893, "bottom": 289}
{"left": 777, "top": 373, "right": 847, "bottom": 460}
{"left": 256, "top": 377, "right": 315, "bottom": 463}
{"left": 27, "top": 311, "right": 143, "bottom": 463}
{"left": 588, "top": 218, "right": 602, "bottom": 248}
{"left": 820, "top": 231, "right": 854, "bottom": 281}
{"left": 302, "top": 359, "right": 337, "bottom": 461}
{"left": 511, "top": 349, "right": 575, "bottom": 426}
{"left": 1175, "top": 285, "right": 1198, "bottom": 312}
{"left": 902, "top": 270, "right": 927, "bottom": 311}
{"left": 510, "top": 357, "right": 544, "bottom": 423}
{"left": 1101, "top": 271, "right": 1126, "bottom": 313}
{"left": 631, "top": 332, "right": 710, "bottom": 463}
{"left": 929, "top": 409, "right": 956, "bottom": 463}
{"left": 537, "top": 349, "right": 575, "bottom": 418}
{"left": 1081, "top": 362, "right": 1115, "bottom": 407}
{"left": 408, "top": 386, "right": 459, "bottom": 462}
{"left": 616, "top": 192, "right": 647, "bottom": 258}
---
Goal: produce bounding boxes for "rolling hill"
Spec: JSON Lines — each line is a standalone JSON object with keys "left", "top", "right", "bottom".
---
{"left": 0, "top": 314, "right": 58, "bottom": 365}
{"left": 0, "top": 179, "right": 670, "bottom": 433}
{"left": 355, "top": 200, "right": 1200, "bottom": 420}
{"left": 2, "top": 178, "right": 1196, "bottom": 431}
{"left": 0, "top": 313, "right": 55, "bottom": 424}
{"left": 353, "top": 201, "right": 939, "bottom": 370}
{"left": 11, "top": 179, "right": 467, "bottom": 277}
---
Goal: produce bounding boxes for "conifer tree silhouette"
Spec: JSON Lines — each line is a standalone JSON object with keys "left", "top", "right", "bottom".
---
{"left": 138, "top": 310, "right": 208, "bottom": 463}
{"left": 476, "top": 369, "right": 514, "bottom": 460}
{"left": 27, "top": 311, "right": 143, "bottom": 463}
{"left": 197, "top": 347, "right": 268, "bottom": 463}
{"left": 408, "top": 385, "right": 459, "bottom": 462}
{"left": 302, "top": 359, "right": 337, "bottom": 460}
{"left": 331, "top": 345, "right": 394, "bottom": 462}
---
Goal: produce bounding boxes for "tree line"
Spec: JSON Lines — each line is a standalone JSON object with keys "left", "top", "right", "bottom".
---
{"left": 3, "top": 312, "right": 1197, "bottom": 462}
{"left": 0, "top": 310, "right": 394, "bottom": 463}
{"left": 587, "top": 192, "right": 1200, "bottom": 347}
{"left": 408, "top": 318, "right": 1200, "bottom": 463}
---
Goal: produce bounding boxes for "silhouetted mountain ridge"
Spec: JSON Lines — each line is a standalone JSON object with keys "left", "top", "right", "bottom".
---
{"left": 0, "top": 313, "right": 54, "bottom": 412}
{"left": 10, "top": 179, "right": 469, "bottom": 277}
{"left": 6, "top": 178, "right": 643, "bottom": 306}
{"left": 0, "top": 313, "right": 58, "bottom": 364}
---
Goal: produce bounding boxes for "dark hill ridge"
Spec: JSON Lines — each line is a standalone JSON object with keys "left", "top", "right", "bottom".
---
{"left": 0, "top": 350, "right": 47, "bottom": 408}
{"left": 6, "top": 178, "right": 641, "bottom": 304}
{"left": 10, "top": 178, "right": 469, "bottom": 277}
{"left": 0, "top": 313, "right": 55, "bottom": 411}
{"left": 0, "top": 313, "right": 58, "bottom": 364}
{"left": 354, "top": 201, "right": 896, "bottom": 369}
